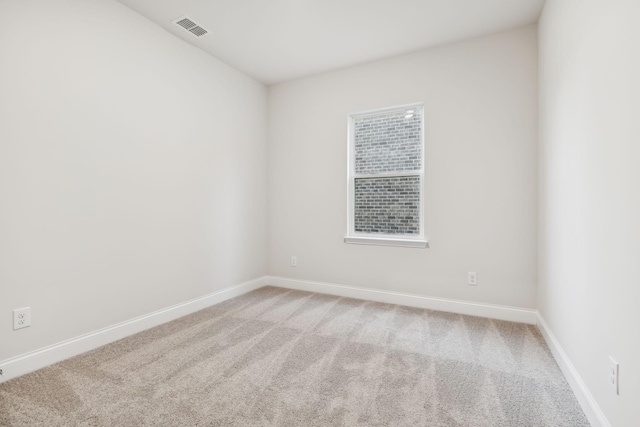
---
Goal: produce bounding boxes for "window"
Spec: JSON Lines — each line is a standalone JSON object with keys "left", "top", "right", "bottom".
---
{"left": 344, "top": 103, "right": 427, "bottom": 248}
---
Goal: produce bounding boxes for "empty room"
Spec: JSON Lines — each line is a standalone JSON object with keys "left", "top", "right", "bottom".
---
{"left": 0, "top": 0, "right": 638, "bottom": 426}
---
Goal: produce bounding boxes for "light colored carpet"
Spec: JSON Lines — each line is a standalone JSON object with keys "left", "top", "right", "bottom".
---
{"left": 0, "top": 286, "right": 589, "bottom": 426}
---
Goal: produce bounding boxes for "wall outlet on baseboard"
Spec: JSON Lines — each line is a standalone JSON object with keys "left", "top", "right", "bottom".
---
{"left": 467, "top": 272, "right": 477, "bottom": 286}
{"left": 13, "top": 307, "right": 31, "bottom": 330}
{"left": 290, "top": 256, "right": 297, "bottom": 267}
{"left": 609, "top": 356, "right": 619, "bottom": 395}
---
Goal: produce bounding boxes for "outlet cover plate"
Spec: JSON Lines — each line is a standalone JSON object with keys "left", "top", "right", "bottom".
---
{"left": 609, "top": 356, "right": 619, "bottom": 395}
{"left": 468, "top": 272, "right": 477, "bottom": 286}
{"left": 13, "top": 307, "right": 31, "bottom": 330}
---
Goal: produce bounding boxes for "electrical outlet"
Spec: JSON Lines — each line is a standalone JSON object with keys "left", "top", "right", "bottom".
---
{"left": 468, "top": 272, "right": 477, "bottom": 286}
{"left": 290, "top": 256, "right": 297, "bottom": 267}
{"left": 13, "top": 307, "right": 31, "bottom": 330}
{"left": 609, "top": 357, "right": 619, "bottom": 395}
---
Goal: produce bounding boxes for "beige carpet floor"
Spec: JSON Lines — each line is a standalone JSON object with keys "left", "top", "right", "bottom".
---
{"left": 0, "top": 286, "right": 590, "bottom": 426}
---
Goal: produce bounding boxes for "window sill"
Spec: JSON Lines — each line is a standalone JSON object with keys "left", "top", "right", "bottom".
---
{"left": 344, "top": 236, "right": 429, "bottom": 248}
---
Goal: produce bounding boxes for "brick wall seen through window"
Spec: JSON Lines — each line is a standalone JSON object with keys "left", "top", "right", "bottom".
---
{"left": 347, "top": 104, "right": 424, "bottom": 243}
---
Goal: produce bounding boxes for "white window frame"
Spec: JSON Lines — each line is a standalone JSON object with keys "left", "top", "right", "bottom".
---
{"left": 344, "top": 103, "right": 428, "bottom": 248}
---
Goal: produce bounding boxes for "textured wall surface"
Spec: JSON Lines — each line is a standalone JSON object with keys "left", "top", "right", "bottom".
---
{"left": 354, "top": 109, "right": 422, "bottom": 175}
{"left": 354, "top": 176, "right": 421, "bottom": 235}
{"left": 352, "top": 106, "right": 422, "bottom": 235}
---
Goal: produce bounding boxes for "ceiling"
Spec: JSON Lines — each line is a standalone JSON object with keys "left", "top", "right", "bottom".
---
{"left": 117, "top": 0, "right": 545, "bottom": 85}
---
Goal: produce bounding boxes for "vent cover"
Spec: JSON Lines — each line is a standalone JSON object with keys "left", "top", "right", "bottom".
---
{"left": 173, "top": 16, "right": 209, "bottom": 38}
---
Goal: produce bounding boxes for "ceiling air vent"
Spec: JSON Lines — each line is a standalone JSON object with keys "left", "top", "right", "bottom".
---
{"left": 173, "top": 16, "right": 209, "bottom": 38}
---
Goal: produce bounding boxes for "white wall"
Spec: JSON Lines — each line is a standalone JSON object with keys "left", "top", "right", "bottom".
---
{"left": 268, "top": 26, "right": 538, "bottom": 309}
{"left": 0, "top": 0, "right": 267, "bottom": 361}
{"left": 538, "top": 0, "right": 640, "bottom": 425}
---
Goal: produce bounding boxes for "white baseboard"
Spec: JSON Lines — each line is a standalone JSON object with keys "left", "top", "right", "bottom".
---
{"left": 536, "top": 313, "right": 610, "bottom": 427}
{"left": 0, "top": 276, "right": 268, "bottom": 384}
{"left": 266, "top": 276, "right": 537, "bottom": 324}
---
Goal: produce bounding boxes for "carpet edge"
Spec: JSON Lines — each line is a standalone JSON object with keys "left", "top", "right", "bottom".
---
{"left": 266, "top": 276, "right": 537, "bottom": 324}
{"left": 0, "top": 276, "right": 268, "bottom": 383}
{"left": 537, "top": 313, "right": 609, "bottom": 427}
